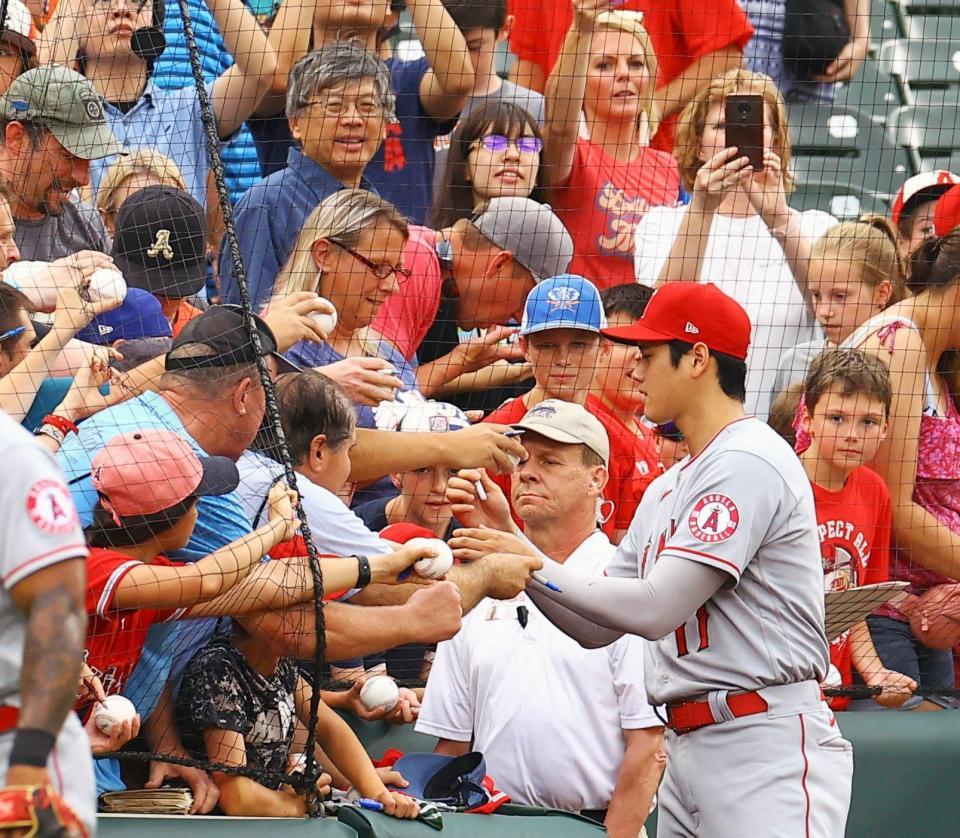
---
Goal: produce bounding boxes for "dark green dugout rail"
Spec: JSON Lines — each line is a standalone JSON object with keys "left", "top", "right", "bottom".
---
{"left": 97, "top": 711, "right": 960, "bottom": 836}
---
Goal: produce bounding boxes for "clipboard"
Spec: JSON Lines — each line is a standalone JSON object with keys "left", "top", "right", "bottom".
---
{"left": 824, "top": 581, "right": 909, "bottom": 641}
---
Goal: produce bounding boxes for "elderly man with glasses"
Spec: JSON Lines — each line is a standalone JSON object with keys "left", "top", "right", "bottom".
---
{"left": 220, "top": 42, "right": 394, "bottom": 312}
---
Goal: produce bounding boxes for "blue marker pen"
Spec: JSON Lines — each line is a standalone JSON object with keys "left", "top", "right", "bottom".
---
{"left": 359, "top": 798, "right": 385, "bottom": 812}
{"left": 533, "top": 572, "right": 562, "bottom": 593}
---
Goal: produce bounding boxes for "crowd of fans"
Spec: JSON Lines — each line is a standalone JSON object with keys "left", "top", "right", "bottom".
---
{"left": 2, "top": 0, "right": 960, "bottom": 832}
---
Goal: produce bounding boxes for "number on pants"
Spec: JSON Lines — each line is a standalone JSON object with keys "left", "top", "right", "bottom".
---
{"left": 674, "top": 605, "right": 710, "bottom": 657}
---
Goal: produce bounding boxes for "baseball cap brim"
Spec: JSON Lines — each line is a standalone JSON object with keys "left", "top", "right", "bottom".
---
{"left": 51, "top": 120, "right": 125, "bottom": 161}
{"left": 195, "top": 454, "right": 241, "bottom": 498}
{"left": 510, "top": 418, "right": 591, "bottom": 447}
{"left": 272, "top": 352, "right": 301, "bottom": 374}
{"left": 519, "top": 320, "right": 602, "bottom": 337}
{"left": 113, "top": 252, "right": 207, "bottom": 299}
{"left": 600, "top": 321, "right": 675, "bottom": 346}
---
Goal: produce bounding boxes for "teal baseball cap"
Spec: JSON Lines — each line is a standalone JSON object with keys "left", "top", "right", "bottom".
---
{"left": 0, "top": 65, "right": 125, "bottom": 160}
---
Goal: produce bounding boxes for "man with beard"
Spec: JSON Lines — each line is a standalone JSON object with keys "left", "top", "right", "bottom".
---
{"left": 0, "top": 66, "right": 123, "bottom": 260}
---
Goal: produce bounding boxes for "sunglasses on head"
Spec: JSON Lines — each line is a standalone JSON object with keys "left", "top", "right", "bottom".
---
{"left": 657, "top": 422, "right": 684, "bottom": 442}
{"left": 473, "top": 134, "right": 543, "bottom": 155}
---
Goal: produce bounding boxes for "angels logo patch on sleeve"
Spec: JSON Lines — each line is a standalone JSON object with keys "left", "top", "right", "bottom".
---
{"left": 688, "top": 494, "right": 740, "bottom": 543}
{"left": 27, "top": 479, "right": 79, "bottom": 535}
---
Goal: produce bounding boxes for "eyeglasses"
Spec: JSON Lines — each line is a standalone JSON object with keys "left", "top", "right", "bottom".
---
{"left": 0, "top": 325, "right": 25, "bottom": 343}
{"left": 328, "top": 239, "right": 411, "bottom": 281}
{"left": 306, "top": 95, "right": 385, "bottom": 119}
{"left": 92, "top": 0, "right": 152, "bottom": 10}
{"left": 472, "top": 134, "right": 543, "bottom": 155}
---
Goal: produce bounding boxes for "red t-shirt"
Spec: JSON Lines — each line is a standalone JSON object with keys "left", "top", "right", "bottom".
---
{"left": 82, "top": 548, "right": 186, "bottom": 701}
{"left": 483, "top": 395, "right": 660, "bottom": 541}
{"left": 372, "top": 225, "right": 443, "bottom": 361}
{"left": 585, "top": 395, "right": 662, "bottom": 534}
{"left": 507, "top": 0, "right": 754, "bottom": 150}
{"left": 811, "top": 467, "right": 892, "bottom": 710}
{"left": 552, "top": 139, "right": 680, "bottom": 289}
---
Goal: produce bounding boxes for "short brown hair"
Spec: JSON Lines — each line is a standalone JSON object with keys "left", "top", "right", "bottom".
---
{"left": 768, "top": 383, "right": 802, "bottom": 449}
{"left": 803, "top": 348, "right": 892, "bottom": 418}
{"left": 674, "top": 69, "right": 793, "bottom": 194}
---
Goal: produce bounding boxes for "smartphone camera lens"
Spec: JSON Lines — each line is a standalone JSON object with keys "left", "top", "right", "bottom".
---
{"left": 738, "top": 103, "right": 750, "bottom": 115}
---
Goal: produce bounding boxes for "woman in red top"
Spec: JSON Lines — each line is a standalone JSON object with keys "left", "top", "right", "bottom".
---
{"left": 543, "top": 0, "right": 680, "bottom": 289}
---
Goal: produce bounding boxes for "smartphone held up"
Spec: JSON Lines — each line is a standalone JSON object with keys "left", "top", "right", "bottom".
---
{"left": 724, "top": 94, "right": 765, "bottom": 171}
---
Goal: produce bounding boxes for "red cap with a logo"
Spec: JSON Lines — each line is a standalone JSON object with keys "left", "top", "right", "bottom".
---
{"left": 601, "top": 283, "right": 752, "bottom": 361}
{"left": 934, "top": 183, "right": 960, "bottom": 238}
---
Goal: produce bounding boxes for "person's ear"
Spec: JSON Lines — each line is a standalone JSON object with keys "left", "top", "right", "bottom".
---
{"left": 311, "top": 238, "right": 331, "bottom": 272}
{"left": 517, "top": 334, "right": 529, "bottom": 359}
{"left": 310, "top": 433, "right": 329, "bottom": 470}
{"left": 880, "top": 416, "right": 890, "bottom": 442}
{"left": 687, "top": 342, "right": 711, "bottom": 379}
{"left": 589, "top": 465, "right": 609, "bottom": 496}
{"left": 499, "top": 15, "right": 514, "bottom": 42}
{"left": 484, "top": 249, "right": 514, "bottom": 279}
{"left": 99, "top": 206, "right": 115, "bottom": 236}
{"left": 874, "top": 279, "right": 892, "bottom": 310}
{"left": 800, "top": 403, "right": 813, "bottom": 436}
{"left": 233, "top": 377, "right": 254, "bottom": 416}
{"left": 390, "top": 472, "right": 402, "bottom": 490}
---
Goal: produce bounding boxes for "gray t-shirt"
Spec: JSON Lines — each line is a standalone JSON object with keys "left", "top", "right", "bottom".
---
{"left": 432, "top": 80, "right": 547, "bottom": 195}
{"left": 772, "top": 338, "right": 830, "bottom": 402}
{"left": 14, "top": 194, "right": 110, "bottom": 261}
{"left": 606, "top": 417, "right": 828, "bottom": 705}
{"left": 0, "top": 410, "right": 87, "bottom": 704}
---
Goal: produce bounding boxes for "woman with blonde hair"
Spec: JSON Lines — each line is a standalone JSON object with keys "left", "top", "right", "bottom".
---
{"left": 773, "top": 216, "right": 908, "bottom": 399}
{"left": 272, "top": 188, "right": 416, "bottom": 429}
{"left": 95, "top": 150, "right": 188, "bottom": 236}
{"left": 543, "top": 0, "right": 680, "bottom": 289}
{"left": 635, "top": 67, "right": 837, "bottom": 419}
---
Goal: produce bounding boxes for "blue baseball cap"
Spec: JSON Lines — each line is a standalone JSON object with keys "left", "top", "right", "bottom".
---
{"left": 518, "top": 273, "right": 607, "bottom": 337}
{"left": 75, "top": 288, "right": 172, "bottom": 345}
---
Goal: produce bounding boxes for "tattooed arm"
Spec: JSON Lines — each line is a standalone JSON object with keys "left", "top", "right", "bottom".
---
{"left": 8, "top": 560, "right": 86, "bottom": 786}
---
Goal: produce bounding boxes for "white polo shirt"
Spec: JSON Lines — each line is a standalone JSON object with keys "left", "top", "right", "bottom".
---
{"left": 416, "top": 530, "right": 661, "bottom": 811}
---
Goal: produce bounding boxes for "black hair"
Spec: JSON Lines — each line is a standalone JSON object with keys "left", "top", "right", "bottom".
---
{"left": 600, "top": 283, "right": 655, "bottom": 320}
{"left": 908, "top": 228, "right": 960, "bottom": 295}
{"left": 254, "top": 370, "right": 356, "bottom": 466}
{"left": 667, "top": 340, "right": 747, "bottom": 403}
{"left": 0, "top": 283, "right": 31, "bottom": 360}
{"left": 428, "top": 101, "right": 547, "bottom": 230}
{"left": 85, "top": 495, "right": 196, "bottom": 549}
{"left": 442, "top": 0, "right": 507, "bottom": 33}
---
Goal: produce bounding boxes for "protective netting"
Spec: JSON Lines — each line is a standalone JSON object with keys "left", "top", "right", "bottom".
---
{"left": 2, "top": 0, "right": 960, "bottom": 827}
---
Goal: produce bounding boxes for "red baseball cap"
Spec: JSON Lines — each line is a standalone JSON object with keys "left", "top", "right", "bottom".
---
{"left": 379, "top": 522, "right": 437, "bottom": 544}
{"left": 91, "top": 429, "right": 239, "bottom": 523}
{"left": 890, "top": 170, "right": 960, "bottom": 227}
{"left": 934, "top": 183, "right": 960, "bottom": 238}
{"left": 601, "top": 283, "right": 752, "bottom": 361}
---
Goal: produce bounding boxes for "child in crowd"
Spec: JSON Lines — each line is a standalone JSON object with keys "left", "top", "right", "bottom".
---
{"left": 176, "top": 612, "right": 420, "bottom": 819}
{"left": 799, "top": 349, "right": 917, "bottom": 710}
{"left": 773, "top": 216, "right": 907, "bottom": 401}
{"left": 356, "top": 400, "right": 470, "bottom": 540}
{"left": 890, "top": 170, "right": 960, "bottom": 256}
{"left": 653, "top": 421, "right": 689, "bottom": 470}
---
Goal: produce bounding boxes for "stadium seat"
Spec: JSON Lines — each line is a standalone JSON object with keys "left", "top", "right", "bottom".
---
{"left": 834, "top": 58, "right": 906, "bottom": 122}
{"left": 871, "top": 0, "right": 906, "bottom": 49}
{"left": 789, "top": 182, "right": 891, "bottom": 218}
{"left": 896, "top": 0, "right": 960, "bottom": 11}
{"left": 787, "top": 103, "right": 913, "bottom": 196}
{"left": 878, "top": 39, "right": 960, "bottom": 104}
{"left": 886, "top": 104, "right": 960, "bottom": 171}
{"left": 901, "top": 12, "right": 960, "bottom": 39}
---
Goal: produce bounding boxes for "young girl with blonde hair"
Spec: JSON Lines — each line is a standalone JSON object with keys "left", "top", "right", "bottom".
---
{"left": 773, "top": 216, "right": 908, "bottom": 398}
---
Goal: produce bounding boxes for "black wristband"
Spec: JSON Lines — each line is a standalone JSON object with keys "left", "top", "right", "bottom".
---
{"left": 353, "top": 555, "right": 372, "bottom": 588}
{"left": 9, "top": 728, "right": 56, "bottom": 768}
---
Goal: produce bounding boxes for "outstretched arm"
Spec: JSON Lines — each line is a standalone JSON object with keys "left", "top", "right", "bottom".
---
{"left": 527, "top": 554, "right": 727, "bottom": 644}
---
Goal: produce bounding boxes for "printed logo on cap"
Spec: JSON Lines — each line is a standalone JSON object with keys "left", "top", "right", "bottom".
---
{"left": 429, "top": 416, "right": 449, "bottom": 432}
{"left": 80, "top": 96, "right": 102, "bottom": 121}
{"left": 527, "top": 404, "right": 557, "bottom": 419}
{"left": 546, "top": 285, "right": 581, "bottom": 312}
{"left": 688, "top": 494, "right": 739, "bottom": 543}
{"left": 684, "top": 321, "right": 700, "bottom": 335}
{"left": 26, "top": 479, "right": 79, "bottom": 535}
{"left": 147, "top": 229, "right": 175, "bottom": 261}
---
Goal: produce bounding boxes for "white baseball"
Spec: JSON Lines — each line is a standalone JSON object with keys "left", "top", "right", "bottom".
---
{"left": 309, "top": 297, "right": 338, "bottom": 336}
{"left": 407, "top": 537, "right": 454, "bottom": 579}
{"left": 84, "top": 268, "right": 127, "bottom": 304}
{"left": 359, "top": 675, "right": 400, "bottom": 713}
{"left": 94, "top": 694, "right": 137, "bottom": 734}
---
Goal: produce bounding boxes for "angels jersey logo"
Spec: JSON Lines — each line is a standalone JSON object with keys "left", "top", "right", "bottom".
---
{"left": 688, "top": 494, "right": 739, "bottom": 543}
{"left": 26, "top": 479, "right": 78, "bottom": 535}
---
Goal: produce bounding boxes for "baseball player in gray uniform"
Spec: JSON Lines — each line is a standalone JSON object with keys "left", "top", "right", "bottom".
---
{"left": 0, "top": 409, "right": 95, "bottom": 832}
{"left": 524, "top": 283, "right": 853, "bottom": 837}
